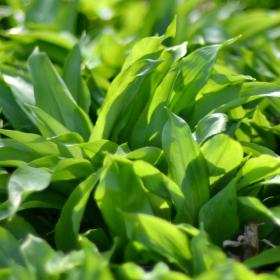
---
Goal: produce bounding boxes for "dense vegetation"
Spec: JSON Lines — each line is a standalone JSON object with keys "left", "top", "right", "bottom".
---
{"left": 0, "top": 0, "right": 280, "bottom": 279}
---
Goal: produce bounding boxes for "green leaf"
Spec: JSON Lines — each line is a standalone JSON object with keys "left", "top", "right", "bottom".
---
{"left": 237, "top": 155, "right": 280, "bottom": 190}
{"left": 51, "top": 158, "right": 93, "bottom": 182}
{"left": 193, "top": 82, "right": 280, "bottom": 124}
{"left": 45, "top": 250, "right": 84, "bottom": 276}
{"left": 28, "top": 51, "right": 93, "bottom": 140}
{"left": 8, "top": 165, "right": 52, "bottom": 217}
{"left": 226, "top": 10, "right": 280, "bottom": 42}
{"left": 196, "top": 260, "right": 258, "bottom": 280}
{"left": 162, "top": 111, "right": 209, "bottom": 224}
{"left": 126, "top": 147, "right": 163, "bottom": 165}
{"left": 55, "top": 172, "right": 99, "bottom": 251}
{"left": 199, "top": 180, "right": 239, "bottom": 245}
{"left": 27, "top": 104, "right": 71, "bottom": 138}
{"left": 0, "top": 138, "right": 42, "bottom": 167}
{"left": 191, "top": 226, "right": 226, "bottom": 275}
{"left": 2, "top": 74, "right": 35, "bottom": 107}
{"left": 122, "top": 36, "right": 164, "bottom": 70}
{"left": 95, "top": 156, "right": 153, "bottom": 236}
{"left": 244, "top": 247, "right": 280, "bottom": 269}
{"left": 20, "top": 235, "right": 57, "bottom": 280}
{"left": 237, "top": 196, "right": 280, "bottom": 226}
{"left": 132, "top": 160, "right": 184, "bottom": 213}
{"left": 241, "top": 142, "right": 278, "bottom": 157}
{"left": 170, "top": 44, "right": 221, "bottom": 116}
{"left": 80, "top": 140, "right": 118, "bottom": 169}
{"left": 25, "top": 0, "right": 79, "bottom": 32}
{"left": 0, "top": 77, "right": 33, "bottom": 131}
{"left": 78, "top": 237, "right": 114, "bottom": 280}
{"left": 129, "top": 43, "right": 187, "bottom": 147}
{"left": 123, "top": 212, "right": 192, "bottom": 272}
{"left": 201, "top": 134, "right": 243, "bottom": 184}
{"left": 194, "top": 113, "right": 228, "bottom": 144}
{"left": 63, "top": 44, "right": 90, "bottom": 112}
{"left": 117, "top": 262, "right": 191, "bottom": 280}
{"left": 92, "top": 57, "right": 161, "bottom": 142}
{"left": 0, "top": 227, "right": 23, "bottom": 267}
{"left": 0, "top": 129, "right": 59, "bottom": 156}
{"left": 4, "top": 28, "right": 76, "bottom": 50}
{"left": 1, "top": 216, "right": 36, "bottom": 240}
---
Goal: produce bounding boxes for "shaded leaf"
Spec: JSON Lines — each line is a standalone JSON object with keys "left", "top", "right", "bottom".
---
{"left": 162, "top": 111, "right": 209, "bottom": 224}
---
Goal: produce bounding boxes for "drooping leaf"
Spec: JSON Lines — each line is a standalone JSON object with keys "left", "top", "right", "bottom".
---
{"left": 194, "top": 113, "right": 228, "bottom": 144}
{"left": 193, "top": 82, "right": 280, "bottom": 124}
{"left": 8, "top": 165, "right": 52, "bottom": 217}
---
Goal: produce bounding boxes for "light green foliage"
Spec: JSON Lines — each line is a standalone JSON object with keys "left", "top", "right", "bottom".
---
{"left": 0, "top": 0, "right": 280, "bottom": 279}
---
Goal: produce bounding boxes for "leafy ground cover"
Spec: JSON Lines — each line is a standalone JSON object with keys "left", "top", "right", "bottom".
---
{"left": 1, "top": 0, "right": 280, "bottom": 279}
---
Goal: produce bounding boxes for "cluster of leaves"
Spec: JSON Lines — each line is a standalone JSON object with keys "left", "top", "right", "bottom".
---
{"left": 0, "top": 0, "right": 280, "bottom": 279}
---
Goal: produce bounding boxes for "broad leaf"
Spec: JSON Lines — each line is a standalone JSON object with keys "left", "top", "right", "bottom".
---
{"left": 199, "top": 180, "right": 239, "bottom": 245}
{"left": 95, "top": 156, "right": 153, "bottom": 236}
{"left": 162, "top": 111, "right": 209, "bottom": 224}
{"left": 123, "top": 213, "right": 192, "bottom": 272}
{"left": 201, "top": 134, "right": 243, "bottom": 184}
{"left": 8, "top": 165, "right": 52, "bottom": 217}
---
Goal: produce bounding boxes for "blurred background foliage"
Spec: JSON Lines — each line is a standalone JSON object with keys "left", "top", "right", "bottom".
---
{"left": 0, "top": 0, "right": 280, "bottom": 123}
{"left": 0, "top": 0, "right": 279, "bottom": 76}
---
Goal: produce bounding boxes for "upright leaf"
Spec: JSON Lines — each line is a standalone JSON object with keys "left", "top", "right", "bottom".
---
{"left": 0, "top": 227, "right": 23, "bottom": 267}
{"left": 129, "top": 43, "right": 187, "bottom": 147}
{"left": 199, "top": 180, "right": 239, "bottom": 245}
{"left": 191, "top": 226, "right": 226, "bottom": 275}
{"left": 162, "top": 112, "right": 209, "bottom": 224}
{"left": 63, "top": 44, "right": 90, "bottom": 112}
{"left": 0, "top": 78, "right": 32, "bottom": 131}
{"left": 92, "top": 57, "right": 160, "bottom": 142}
{"left": 28, "top": 51, "right": 93, "bottom": 140}
{"left": 170, "top": 44, "right": 221, "bottom": 116}
{"left": 95, "top": 156, "right": 153, "bottom": 236}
